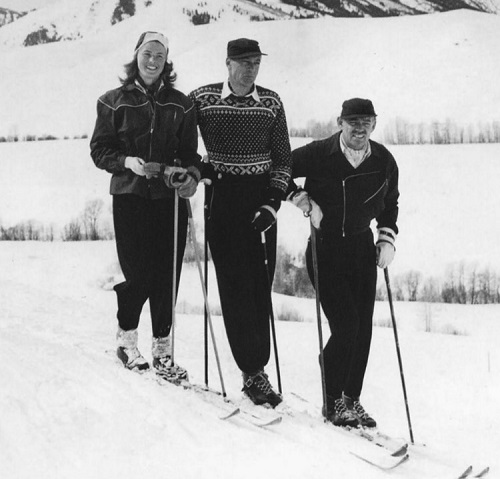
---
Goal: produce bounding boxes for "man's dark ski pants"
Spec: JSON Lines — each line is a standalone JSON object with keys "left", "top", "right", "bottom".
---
{"left": 306, "top": 229, "right": 377, "bottom": 400}
{"left": 206, "top": 175, "right": 276, "bottom": 375}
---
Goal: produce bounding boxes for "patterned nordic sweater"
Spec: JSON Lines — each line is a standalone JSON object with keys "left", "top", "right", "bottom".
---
{"left": 189, "top": 82, "right": 292, "bottom": 195}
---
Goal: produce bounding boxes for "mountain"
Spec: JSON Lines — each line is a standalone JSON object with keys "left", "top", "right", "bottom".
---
{"left": 0, "top": 6, "right": 27, "bottom": 28}
{"left": 0, "top": 5, "right": 499, "bottom": 139}
{"left": 0, "top": 0, "right": 499, "bottom": 49}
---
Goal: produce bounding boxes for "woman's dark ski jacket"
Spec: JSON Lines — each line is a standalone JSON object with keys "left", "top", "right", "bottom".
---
{"left": 90, "top": 80, "right": 201, "bottom": 199}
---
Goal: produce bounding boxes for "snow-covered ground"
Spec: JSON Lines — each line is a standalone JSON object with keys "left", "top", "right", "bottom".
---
{"left": 1, "top": 239, "right": 499, "bottom": 479}
{"left": 2, "top": 139, "right": 500, "bottom": 280}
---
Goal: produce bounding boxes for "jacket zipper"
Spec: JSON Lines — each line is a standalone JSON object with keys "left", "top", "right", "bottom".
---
{"left": 134, "top": 82, "right": 161, "bottom": 164}
{"left": 363, "top": 179, "right": 387, "bottom": 204}
{"left": 148, "top": 91, "right": 158, "bottom": 163}
{"left": 341, "top": 171, "right": 378, "bottom": 237}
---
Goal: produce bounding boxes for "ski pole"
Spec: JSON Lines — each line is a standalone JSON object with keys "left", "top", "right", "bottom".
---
{"left": 204, "top": 184, "right": 209, "bottom": 388}
{"left": 170, "top": 187, "right": 179, "bottom": 364}
{"left": 186, "top": 198, "right": 227, "bottom": 397}
{"left": 384, "top": 267, "right": 415, "bottom": 444}
{"left": 310, "top": 222, "right": 328, "bottom": 420}
{"left": 261, "top": 231, "right": 282, "bottom": 394}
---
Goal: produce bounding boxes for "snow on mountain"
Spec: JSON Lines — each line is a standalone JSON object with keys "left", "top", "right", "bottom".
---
{"left": 1, "top": 0, "right": 500, "bottom": 51}
{"left": 0, "top": 7, "right": 499, "bottom": 138}
{"left": 0, "top": 0, "right": 153, "bottom": 47}
{"left": 0, "top": 0, "right": 303, "bottom": 49}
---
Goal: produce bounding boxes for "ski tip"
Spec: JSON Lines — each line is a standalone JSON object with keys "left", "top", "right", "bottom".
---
{"left": 256, "top": 415, "right": 282, "bottom": 427}
{"left": 457, "top": 465, "right": 473, "bottom": 479}
{"left": 220, "top": 407, "right": 240, "bottom": 420}
{"left": 391, "top": 443, "right": 409, "bottom": 457}
{"left": 474, "top": 466, "right": 490, "bottom": 478}
{"left": 350, "top": 451, "right": 409, "bottom": 471}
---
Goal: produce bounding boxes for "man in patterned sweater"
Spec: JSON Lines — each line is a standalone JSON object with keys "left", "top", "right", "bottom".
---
{"left": 189, "top": 38, "right": 292, "bottom": 407}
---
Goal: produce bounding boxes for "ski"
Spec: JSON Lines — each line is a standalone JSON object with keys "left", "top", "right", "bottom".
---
{"left": 349, "top": 427, "right": 408, "bottom": 456}
{"left": 350, "top": 450, "right": 410, "bottom": 471}
{"left": 156, "top": 372, "right": 282, "bottom": 428}
{"left": 286, "top": 392, "right": 408, "bottom": 457}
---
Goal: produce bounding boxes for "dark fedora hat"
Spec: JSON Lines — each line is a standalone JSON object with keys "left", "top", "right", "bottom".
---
{"left": 227, "top": 38, "right": 267, "bottom": 60}
{"left": 340, "top": 98, "right": 377, "bottom": 118}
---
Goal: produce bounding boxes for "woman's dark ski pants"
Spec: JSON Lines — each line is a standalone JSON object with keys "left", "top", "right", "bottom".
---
{"left": 206, "top": 175, "right": 276, "bottom": 375}
{"left": 306, "top": 229, "right": 377, "bottom": 400}
{"left": 112, "top": 194, "right": 187, "bottom": 338}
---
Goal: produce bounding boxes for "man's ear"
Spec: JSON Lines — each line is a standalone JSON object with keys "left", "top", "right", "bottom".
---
{"left": 336, "top": 117, "right": 343, "bottom": 128}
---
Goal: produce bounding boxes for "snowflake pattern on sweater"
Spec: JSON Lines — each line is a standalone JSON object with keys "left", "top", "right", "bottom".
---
{"left": 189, "top": 82, "right": 292, "bottom": 194}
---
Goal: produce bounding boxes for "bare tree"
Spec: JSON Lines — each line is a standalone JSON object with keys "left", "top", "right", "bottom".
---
{"left": 403, "top": 270, "right": 422, "bottom": 301}
{"left": 82, "top": 199, "right": 104, "bottom": 240}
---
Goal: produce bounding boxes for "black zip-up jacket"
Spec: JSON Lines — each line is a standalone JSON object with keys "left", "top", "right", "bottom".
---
{"left": 90, "top": 80, "right": 201, "bottom": 199}
{"left": 290, "top": 131, "right": 399, "bottom": 239}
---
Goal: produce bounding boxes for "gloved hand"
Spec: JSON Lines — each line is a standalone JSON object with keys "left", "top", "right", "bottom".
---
{"left": 178, "top": 166, "right": 201, "bottom": 199}
{"left": 200, "top": 157, "right": 217, "bottom": 185}
{"left": 376, "top": 242, "right": 395, "bottom": 268}
{"left": 143, "top": 162, "right": 165, "bottom": 179}
{"left": 124, "top": 156, "right": 146, "bottom": 176}
{"left": 376, "top": 227, "right": 397, "bottom": 268}
{"left": 163, "top": 166, "right": 188, "bottom": 189}
{"left": 287, "top": 187, "right": 323, "bottom": 228}
{"left": 251, "top": 188, "right": 282, "bottom": 233}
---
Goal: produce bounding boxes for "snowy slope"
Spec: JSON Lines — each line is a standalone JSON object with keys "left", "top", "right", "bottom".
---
{"left": 0, "top": 0, "right": 301, "bottom": 49}
{"left": 0, "top": 8, "right": 499, "bottom": 138}
{"left": 1, "top": 240, "right": 498, "bottom": 479}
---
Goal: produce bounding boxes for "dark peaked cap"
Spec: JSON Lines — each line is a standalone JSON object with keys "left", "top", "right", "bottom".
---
{"left": 227, "top": 38, "right": 267, "bottom": 59}
{"left": 340, "top": 98, "right": 377, "bottom": 118}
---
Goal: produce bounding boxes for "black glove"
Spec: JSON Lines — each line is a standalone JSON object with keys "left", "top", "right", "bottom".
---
{"left": 200, "top": 161, "right": 217, "bottom": 185}
{"left": 251, "top": 187, "right": 283, "bottom": 233}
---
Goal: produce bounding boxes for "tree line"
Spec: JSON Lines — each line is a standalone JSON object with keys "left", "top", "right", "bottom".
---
{"left": 291, "top": 117, "right": 500, "bottom": 144}
{"left": 2, "top": 197, "right": 500, "bottom": 305}
{"left": 2, "top": 118, "right": 500, "bottom": 144}
{"left": 375, "top": 263, "right": 500, "bottom": 305}
{"left": 383, "top": 117, "right": 500, "bottom": 145}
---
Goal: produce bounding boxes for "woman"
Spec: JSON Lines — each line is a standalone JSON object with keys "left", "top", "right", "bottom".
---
{"left": 90, "top": 31, "right": 201, "bottom": 379}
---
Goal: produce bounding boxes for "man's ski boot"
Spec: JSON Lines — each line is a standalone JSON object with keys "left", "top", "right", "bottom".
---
{"left": 343, "top": 394, "right": 377, "bottom": 428}
{"left": 116, "top": 327, "right": 150, "bottom": 372}
{"left": 152, "top": 336, "right": 188, "bottom": 384}
{"left": 324, "top": 395, "right": 360, "bottom": 427}
{"left": 242, "top": 370, "right": 282, "bottom": 408}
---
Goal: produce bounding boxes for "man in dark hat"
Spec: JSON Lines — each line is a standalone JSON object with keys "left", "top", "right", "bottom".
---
{"left": 287, "top": 98, "right": 399, "bottom": 427}
{"left": 188, "top": 39, "right": 292, "bottom": 408}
